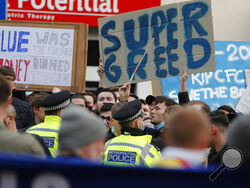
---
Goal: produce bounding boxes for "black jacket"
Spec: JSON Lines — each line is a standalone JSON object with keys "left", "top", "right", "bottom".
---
{"left": 12, "top": 97, "right": 35, "bottom": 130}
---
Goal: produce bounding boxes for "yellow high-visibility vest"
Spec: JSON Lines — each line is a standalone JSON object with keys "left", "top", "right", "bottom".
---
{"left": 26, "top": 115, "right": 61, "bottom": 158}
{"left": 103, "top": 135, "right": 161, "bottom": 167}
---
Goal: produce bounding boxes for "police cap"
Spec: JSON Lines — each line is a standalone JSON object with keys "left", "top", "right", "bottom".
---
{"left": 113, "top": 99, "right": 143, "bottom": 124}
{"left": 40, "top": 91, "right": 71, "bottom": 111}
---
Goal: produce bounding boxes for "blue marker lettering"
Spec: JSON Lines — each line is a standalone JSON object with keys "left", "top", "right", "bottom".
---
{"left": 182, "top": 2, "right": 209, "bottom": 40}
{"left": 1, "top": 31, "right": 7, "bottom": 52}
{"left": 17, "top": 31, "right": 30, "bottom": 52}
{"left": 124, "top": 14, "right": 149, "bottom": 51}
{"left": 127, "top": 49, "right": 148, "bottom": 80}
{"left": 105, "top": 54, "right": 121, "bottom": 83}
{"left": 166, "top": 8, "right": 179, "bottom": 76}
{"left": 184, "top": 38, "right": 211, "bottom": 69}
{"left": 154, "top": 47, "right": 167, "bottom": 78}
{"left": 8, "top": 31, "right": 17, "bottom": 52}
{"left": 101, "top": 20, "right": 121, "bottom": 55}
{"left": 151, "top": 10, "right": 167, "bottom": 46}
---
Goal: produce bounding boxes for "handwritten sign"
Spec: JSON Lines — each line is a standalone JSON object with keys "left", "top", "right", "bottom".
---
{"left": 236, "top": 86, "right": 250, "bottom": 114}
{"left": 99, "top": 0, "right": 215, "bottom": 87}
{"left": 0, "top": 21, "right": 88, "bottom": 92}
{"left": 162, "top": 41, "right": 250, "bottom": 110}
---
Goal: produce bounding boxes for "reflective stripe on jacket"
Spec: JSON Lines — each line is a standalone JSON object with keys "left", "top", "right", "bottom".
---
{"left": 103, "top": 135, "right": 161, "bottom": 167}
{"left": 26, "top": 115, "right": 61, "bottom": 158}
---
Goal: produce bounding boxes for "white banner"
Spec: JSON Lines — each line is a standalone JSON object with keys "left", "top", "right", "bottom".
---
{"left": 0, "top": 26, "right": 74, "bottom": 87}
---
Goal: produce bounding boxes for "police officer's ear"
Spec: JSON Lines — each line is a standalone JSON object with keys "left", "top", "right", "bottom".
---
{"left": 134, "top": 117, "right": 143, "bottom": 130}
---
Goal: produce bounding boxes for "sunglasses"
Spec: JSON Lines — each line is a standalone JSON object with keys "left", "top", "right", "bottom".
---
{"left": 100, "top": 116, "right": 111, "bottom": 121}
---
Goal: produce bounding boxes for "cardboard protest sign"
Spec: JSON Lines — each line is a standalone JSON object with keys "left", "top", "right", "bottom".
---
{"left": 162, "top": 41, "right": 250, "bottom": 110}
{"left": 235, "top": 86, "right": 250, "bottom": 114}
{"left": 98, "top": 0, "right": 215, "bottom": 87}
{"left": 0, "top": 21, "right": 88, "bottom": 92}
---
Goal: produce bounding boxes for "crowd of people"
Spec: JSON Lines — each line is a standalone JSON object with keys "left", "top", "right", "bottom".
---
{"left": 0, "top": 63, "right": 249, "bottom": 169}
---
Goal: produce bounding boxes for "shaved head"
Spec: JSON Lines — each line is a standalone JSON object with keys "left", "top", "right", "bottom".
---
{"left": 167, "top": 109, "right": 211, "bottom": 149}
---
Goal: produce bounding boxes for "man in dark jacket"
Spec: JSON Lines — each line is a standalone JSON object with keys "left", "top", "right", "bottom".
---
{"left": 0, "top": 66, "right": 34, "bottom": 130}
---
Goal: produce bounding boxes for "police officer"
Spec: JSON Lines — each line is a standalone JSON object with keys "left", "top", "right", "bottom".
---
{"left": 26, "top": 91, "right": 71, "bottom": 158}
{"left": 103, "top": 100, "right": 161, "bottom": 167}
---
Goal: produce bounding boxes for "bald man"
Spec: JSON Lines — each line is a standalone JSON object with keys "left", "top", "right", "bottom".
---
{"left": 157, "top": 109, "right": 211, "bottom": 168}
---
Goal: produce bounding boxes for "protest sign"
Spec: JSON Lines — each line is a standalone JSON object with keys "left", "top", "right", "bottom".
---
{"left": 99, "top": 0, "right": 215, "bottom": 88}
{"left": 245, "top": 69, "right": 250, "bottom": 87}
{"left": 162, "top": 41, "right": 250, "bottom": 110}
{"left": 0, "top": 21, "right": 88, "bottom": 92}
{"left": 235, "top": 85, "right": 250, "bottom": 114}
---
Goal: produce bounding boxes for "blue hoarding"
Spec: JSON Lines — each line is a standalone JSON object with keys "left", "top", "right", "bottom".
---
{"left": 0, "top": 0, "right": 7, "bottom": 20}
{"left": 0, "top": 154, "right": 249, "bottom": 188}
{"left": 162, "top": 41, "right": 250, "bottom": 110}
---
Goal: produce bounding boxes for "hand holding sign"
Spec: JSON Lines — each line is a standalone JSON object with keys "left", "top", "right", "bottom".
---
{"left": 119, "top": 82, "right": 131, "bottom": 102}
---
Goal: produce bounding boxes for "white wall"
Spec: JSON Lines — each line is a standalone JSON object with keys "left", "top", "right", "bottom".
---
{"left": 161, "top": 0, "right": 250, "bottom": 41}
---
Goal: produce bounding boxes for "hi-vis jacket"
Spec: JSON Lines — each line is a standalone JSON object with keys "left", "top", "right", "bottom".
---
{"left": 26, "top": 115, "right": 61, "bottom": 158}
{"left": 103, "top": 135, "right": 161, "bottom": 167}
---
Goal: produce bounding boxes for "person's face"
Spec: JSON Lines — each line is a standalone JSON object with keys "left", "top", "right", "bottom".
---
{"left": 100, "top": 111, "right": 112, "bottom": 130}
{"left": 37, "top": 107, "right": 45, "bottom": 122}
{"left": 5, "top": 76, "right": 16, "bottom": 91}
{"left": 110, "top": 117, "right": 121, "bottom": 135}
{"left": 142, "top": 103, "right": 150, "bottom": 119}
{"left": 150, "top": 102, "right": 167, "bottom": 125}
{"left": 97, "top": 92, "right": 115, "bottom": 111}
{"left": 84, "top": 95, "right": 96, "bottom": 110}
{"left": 71, "top": 98, "right": 86, "bottom": 109}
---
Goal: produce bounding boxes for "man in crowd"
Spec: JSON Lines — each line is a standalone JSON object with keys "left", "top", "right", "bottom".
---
{"left": 2, "top": 104, "right": 17, "bottom": 132}
{"left": 30, "top": 92, "right": 50, "bottom": 125}
{"left": 0, "top": 66, "right": 34, "bottom": 130}
{"left": 96, "top": 89, "right": 117, "bottom": 114}
{"left": 227, "top": 115, "right": 250, "bottom": 165}
{"left": 58, "top": 105, "right": 107, "bottom": 162}
{"left": 150, "top": 96, "right": 177, "bottom": 130}
{"left": 100, "top": 103, "right": 114, "bottom": 132}
{"left": 157, "top": 109, "right": 211, "bottom": 168}
{"left": 208, "top": 110, "right": 229, "bottom": 164}
{"left": 26, "top": 91, "right": 71, "bottom": 157}
{"left": 0, "top": 76, "right": 46, "bottom": 156}
{"left": 71, "top": 93, "right": 87, "bottom": 109}
{"left": 106, "top": 102, "right": 124, "bottom": 141}
{"left": 103, "top": 100, "right": 161, "bottom": 167}
{"left": 83, "top": 92, "right": 97, "bottom": 112}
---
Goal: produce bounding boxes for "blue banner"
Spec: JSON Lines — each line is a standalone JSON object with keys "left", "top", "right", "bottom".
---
{"left": 162, "top": 41, "right": 250, "bottom": 110}
{"left": 0, "top": 154, "right": 249, "bottom": 188}
{"left": 0, "top": 0, "right": 7, "bottom": 20}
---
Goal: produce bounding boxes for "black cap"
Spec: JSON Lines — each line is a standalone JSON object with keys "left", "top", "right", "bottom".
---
{"left": 40, "top": 91, "right": 71, "bottom": 111}
{"left": 113, "top": 99, "right": 143, "bottom": 124}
